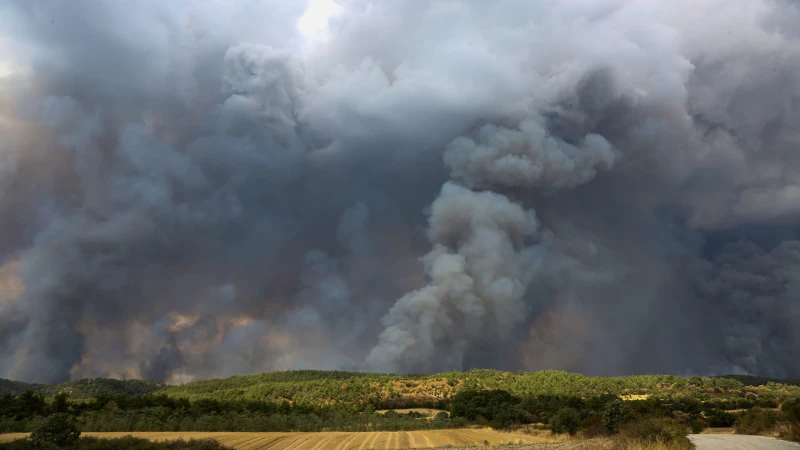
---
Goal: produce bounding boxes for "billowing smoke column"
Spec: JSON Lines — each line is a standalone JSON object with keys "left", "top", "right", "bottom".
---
{"left": 366, "top": 119, "right": 615, "bottom": 372}
{"left": 0, "top": 0, "right": 799, "bottom": 384}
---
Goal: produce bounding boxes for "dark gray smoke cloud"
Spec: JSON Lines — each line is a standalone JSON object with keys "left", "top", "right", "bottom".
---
{"left": 0, "top": 0, "right": 799, "bottom": 384}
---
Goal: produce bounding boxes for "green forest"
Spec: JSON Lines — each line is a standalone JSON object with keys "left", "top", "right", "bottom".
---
{"left": 1, "top": 370, "right": 799, "bottom": 440}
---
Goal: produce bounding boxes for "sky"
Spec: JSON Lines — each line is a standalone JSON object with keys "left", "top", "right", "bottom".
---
{"left": 0, "top": 0, "right": 799, "bottom": 384}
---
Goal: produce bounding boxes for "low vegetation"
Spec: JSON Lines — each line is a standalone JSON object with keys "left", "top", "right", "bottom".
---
{"left": 1, "top": 412, "right": 230, "bottom": 449}
{"left": 612, "top": 418, "right": 694, "bottom": 450}
{"left": 0, "top": 369, "right": 797, "bottom": 447}
{"left": 0, "top": 436, "right": 231, "bottom": 449}
{"left": 732, "top": 398, "right": 800, "bottom": 442}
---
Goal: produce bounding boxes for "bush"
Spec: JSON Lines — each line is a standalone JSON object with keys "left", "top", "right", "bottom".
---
{"left": 776, "top": 422, "right": 800, "bottom": 443}
{"left": 30, "top": 413, "right": 81, "bottom": 447}
{"left": 616, "top": 418, "right": 693, "bottom": 450}
{"left": 704, "top": 409, "right": 736, "bottom": 427}
{"left": 735, "top": 408, "right": 781, "bottom": 435}
{"left": 550, "top": 407, "right": 581, "bottom": 435}
{"left": 449, "top": 389, "right": 527, "bottom": 428}
{"left": 690, "top": 418, "right": 707, "bottom": 434}
{"left": 781, "top": 398, "right": 800, "bottom": 422}
{"left": 583, "top": 424, "right": 608, "bottom": 438}
{"left": 433, "top": 411, "right": 450, "bottom": 422}
{"left": 603, "top": 399, "right": 630, "bottom": 433}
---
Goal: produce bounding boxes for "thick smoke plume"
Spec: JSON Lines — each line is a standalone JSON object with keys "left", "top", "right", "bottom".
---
{"left": 0, "top": 0, "right": 799, "bottom": 383}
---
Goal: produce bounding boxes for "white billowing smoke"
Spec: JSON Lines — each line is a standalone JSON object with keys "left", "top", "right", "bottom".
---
{"left": 445, "top": 119, "right": 616, "bottom": 190}
{"left": 366, "top": 183, "right": 540, "bottom": 372}
{"left": 366, "top": 114, "right": 617, "bottom": 371}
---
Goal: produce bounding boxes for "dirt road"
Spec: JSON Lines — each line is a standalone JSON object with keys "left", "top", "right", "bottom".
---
{"left": 690, "top": 434, "right": 800, "bottom": 450}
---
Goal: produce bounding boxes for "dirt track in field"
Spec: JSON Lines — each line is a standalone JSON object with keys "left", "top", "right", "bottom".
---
{"left": 0, "top": 428, "right": 553, "bottom": 449}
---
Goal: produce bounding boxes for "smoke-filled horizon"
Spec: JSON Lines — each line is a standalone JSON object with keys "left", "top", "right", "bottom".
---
{"left": 0, "top": 0, "right": 799, "bottom": 385}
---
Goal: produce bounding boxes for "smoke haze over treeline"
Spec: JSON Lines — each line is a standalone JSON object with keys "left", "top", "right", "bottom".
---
{"left": 0, "top": 0, "right": 799, "bottom": 384}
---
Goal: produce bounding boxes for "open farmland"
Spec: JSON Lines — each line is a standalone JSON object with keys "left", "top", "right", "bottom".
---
{"left": 375, "top": 409, "right": 449, "bottom": 418}
{"left": 0, "top": 429, "right": 550, "bottom": 449}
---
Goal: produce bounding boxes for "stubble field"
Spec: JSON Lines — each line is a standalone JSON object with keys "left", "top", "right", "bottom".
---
{"left": 0, "top": 429, "right": 551, "bottom": 449}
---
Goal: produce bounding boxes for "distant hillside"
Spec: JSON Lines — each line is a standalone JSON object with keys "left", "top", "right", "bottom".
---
{"left": 0, "top": 377, "right": 165, "bottom": 398}
{"left": 714, "top": 374, "right": 800, "bottom": 387}
{"left": 41, "top": 378, "right": 166, "bottom": 398}
{"left": 5, "top": 370, "right": 800, "bottom": 406}
{"left": 0, "top": 379, "right": 44, "bottom": 396}
{"left": 159, "top": 369, "right": 800, "bottom": 408}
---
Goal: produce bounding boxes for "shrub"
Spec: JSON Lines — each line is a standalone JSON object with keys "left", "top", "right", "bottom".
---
{"left": 583, "top": 424, "right": 608, "bottom": 438}
{"left": 550, "top": 407, "right": 581, "bottom": 435}
{"left": 602, "top": 399, "right": 630, "bottom": 433}
{"left": 433, "top": 411, "right": 450, "bottom": 422}
{"left": 30, "top": 413, "right": 81, "bottom": 447}
{"left": 616, "top": 418, "right": 692, "bottom": 450}
{"left": 690, "top": 418, "right": 707, "bottom": 434}
{"left": 735, "top": 408, "right": 781, "bottom": 435}
{"left": 448, "top": 389, "right": 522, "bottom": 425}
{"left": 704, "top": 409, "right": 735, "bottom": 427}
{"left": 781, "top": 398, "right": 800, "bottom": 422}
{"left": 775, "top": 422, "right": 800, "bottom": 443}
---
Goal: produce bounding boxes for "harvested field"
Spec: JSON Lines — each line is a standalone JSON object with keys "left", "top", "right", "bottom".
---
{"left": 0, "top": 428, "right": 554, "bottom": 449}
{"left": 375, "top": 409, "right": 449, "bottom": 418}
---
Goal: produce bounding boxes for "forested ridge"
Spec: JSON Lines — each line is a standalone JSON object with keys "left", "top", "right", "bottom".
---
{"left": 159, "top": 369, "right": 800, "bottom": 407}
{"left": 0, "top": 378, "right": 164, "bottom": 399}
{"left": 3, "top": 369, "right": 800, "bottom": 406}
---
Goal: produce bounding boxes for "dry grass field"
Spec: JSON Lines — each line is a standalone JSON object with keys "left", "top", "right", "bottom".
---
{"left": 0, "top": 428, "right": 555, "bottom": 449}
{"left": 375, "top": 409, "right": 449, "bottom": 417}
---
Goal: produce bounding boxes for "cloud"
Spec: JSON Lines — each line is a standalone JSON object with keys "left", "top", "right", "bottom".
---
{"left": 0, "top": 0, "right": 799, "bottom": 382}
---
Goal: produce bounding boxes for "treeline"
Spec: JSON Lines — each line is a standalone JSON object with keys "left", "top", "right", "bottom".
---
{"left": 714, "top": 374, "right": 800, "bottom": 388}
{"left": 3, "top": 386, "right": 793, "bottom": 435}
{"left": 5, "top": 370, "right": 800, "bottom": 406}
{"left": 440, "top": 388, "right": 798, "bottom": 441}
{"left": 0, "top": 378, "right": 165, "bottom": 399}
{"left": 0, "top": 391, "right": 466, "bottom": 433}
{"left": 446, "top": 389, "right": 744, "bottom": 431}
{"left": 0, "top": 380, "right": 47, "bottom": 397}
